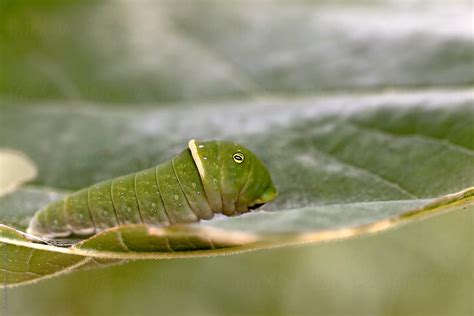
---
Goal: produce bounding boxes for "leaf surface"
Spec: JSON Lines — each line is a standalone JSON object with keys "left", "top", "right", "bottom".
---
{"left": 0, "top": 0, "right": 472, "bottom": 286}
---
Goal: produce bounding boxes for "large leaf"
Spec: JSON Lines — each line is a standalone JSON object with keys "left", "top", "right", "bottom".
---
{"left": 1, "top": 92, "right": 473, "bottom": 286}
{"left": 0, "top": 0, "right": 473, "bottom": 288}
{"left": 6, "top": 207, "right": 474, "bottom": 316}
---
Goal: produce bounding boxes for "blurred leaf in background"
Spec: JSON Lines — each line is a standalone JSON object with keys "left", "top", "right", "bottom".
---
{"left": 0, "top": 0, "right": 473, "bottom": 315}
{"left": 1, "top": 0, "right": 472, "bottom": 103}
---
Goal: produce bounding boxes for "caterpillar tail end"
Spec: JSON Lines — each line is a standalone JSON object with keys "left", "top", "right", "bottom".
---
{"left": 26, "top": 211, "right": 49, "bottom": 237}
{"left": 26, "top": 210, "right": 71, "bottom": 239}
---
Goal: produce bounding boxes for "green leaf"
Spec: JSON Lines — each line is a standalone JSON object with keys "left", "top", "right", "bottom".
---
{"left": 1, "top": 96, "right": 473, "bottom": 286}
{"left": 0, "top": 224, "right": 125, "bottom": 287}
{"left": 0, "top": 225, "right": 87, "bottom": 287}
{"left": 0, "top": 0, "right": 473, "bottom": 287}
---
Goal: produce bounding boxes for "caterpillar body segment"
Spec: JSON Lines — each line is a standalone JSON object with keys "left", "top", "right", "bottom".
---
{"left": 156, "top": 160, "right": 198, "bottom": 224}
{"left": 134, "top": 167, "right": 170, "bottom": 226}
{"left": 27, "top": 140, "right": 278, "bottom": 239}
{"left": 171, "top": 148, "right": 214, "bottom": 220}
{"left": 89, "top": 179, "right": 120, "bottom": 231}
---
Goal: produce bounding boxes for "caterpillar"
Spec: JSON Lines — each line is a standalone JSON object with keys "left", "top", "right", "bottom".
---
{"left": 27, "top": 139, "right": 278, "bottom": 239}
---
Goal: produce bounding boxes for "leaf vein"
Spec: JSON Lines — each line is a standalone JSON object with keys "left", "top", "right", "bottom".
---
{"left": 348, "top": 121, "right": 474, "bottom": 156}
{"left": 0, "top": 268, "right": 41, "bottom": 277}
{"left": 115, "top": 232, "right": 131, "bottom": 252}
{"left": 307, "top": 142, "right": 419, "bottom": 199}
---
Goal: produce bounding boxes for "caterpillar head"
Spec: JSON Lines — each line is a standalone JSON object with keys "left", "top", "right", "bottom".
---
{"left": 188, "top": 139, "right": 277, "bottom": 216}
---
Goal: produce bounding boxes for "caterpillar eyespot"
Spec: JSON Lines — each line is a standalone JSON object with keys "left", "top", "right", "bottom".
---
{"left": 27, "top": 139, "right": 278, "bottom": 239}
{"left": 232, "top": 152, "right": 244, "bottom": 164}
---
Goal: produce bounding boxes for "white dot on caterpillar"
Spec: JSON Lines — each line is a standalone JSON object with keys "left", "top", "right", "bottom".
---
{"left": 198, "top": 145, "right": 204, "bottom": 148}
{"left": 174, "top": 195, "right": 179, "bottom": 200}
{"left": 203, "top": 156, "right": 207, "bottom": 160}
{"left": 151, "top": 202, "right": 156, "bottom": 207}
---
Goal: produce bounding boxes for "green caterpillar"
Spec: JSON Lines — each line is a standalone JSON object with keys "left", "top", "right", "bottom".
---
{"left": 27, "top": 140, "right": 277, "bottom": 238}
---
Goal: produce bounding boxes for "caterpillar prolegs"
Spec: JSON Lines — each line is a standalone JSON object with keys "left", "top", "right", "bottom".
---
{"left": 27, "top": 140, "right": 278, "bottom": 238}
